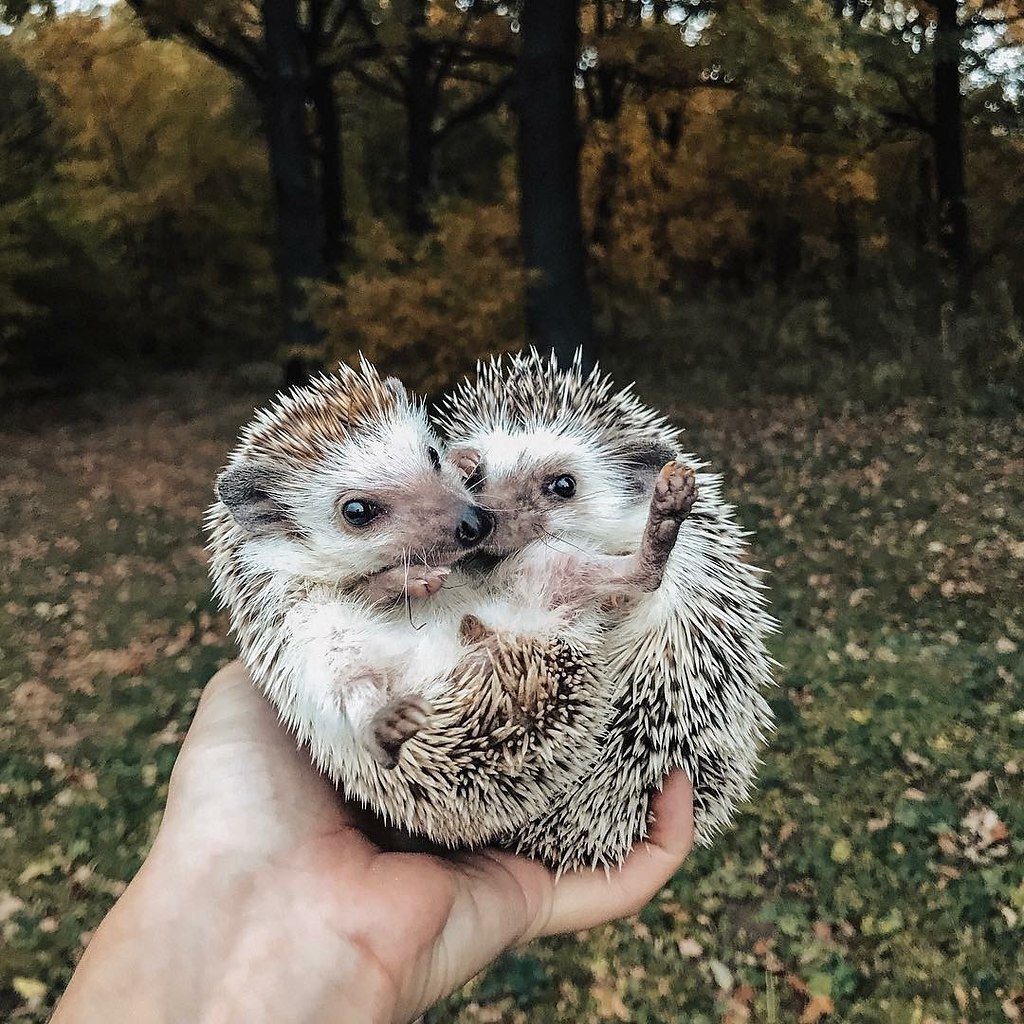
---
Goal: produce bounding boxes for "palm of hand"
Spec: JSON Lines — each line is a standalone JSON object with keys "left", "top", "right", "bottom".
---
{"left": 132, "top": 663, "right": 694, "bottom": 1023}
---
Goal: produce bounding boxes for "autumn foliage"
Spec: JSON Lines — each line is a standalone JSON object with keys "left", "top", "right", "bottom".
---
{"left": 0, "top": 0, "right": 1021, "bottom": 401}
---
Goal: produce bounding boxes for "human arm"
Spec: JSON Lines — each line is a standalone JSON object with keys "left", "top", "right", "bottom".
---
{"left": 52, "top": 661, "right": 694, "bottom": 1024}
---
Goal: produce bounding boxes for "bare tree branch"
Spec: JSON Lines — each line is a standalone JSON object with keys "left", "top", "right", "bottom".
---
{"left": 125, "top": 1, "right": 265, "bottom": 88}
{"left": 436, "top": 71, "right": 515, "bottom": 140}
{"left": 345, "top": 59, "right": 405, "bottom": 101}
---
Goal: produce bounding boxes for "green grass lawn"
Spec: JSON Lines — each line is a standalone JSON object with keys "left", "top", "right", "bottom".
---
{"left": 1, "top": 380, "right": 1022, "bottom": 1023}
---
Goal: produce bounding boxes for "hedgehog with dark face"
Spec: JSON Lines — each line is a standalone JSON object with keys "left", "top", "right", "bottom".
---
{"left": 438, "top": 350, "right": 776, "bottom": 868}
{"left": 206, "top": 359, "right": 700, "bottom": 848}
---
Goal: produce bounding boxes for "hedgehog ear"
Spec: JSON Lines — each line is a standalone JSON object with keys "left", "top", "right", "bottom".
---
{"left": 216, "top": 462, "right": 290, "bottom": 535}
{"left": 383, "top": 376, "right": 409, "bottom": 401}
{"left": 616, "top": 441, "right": 677, "bottom": 496}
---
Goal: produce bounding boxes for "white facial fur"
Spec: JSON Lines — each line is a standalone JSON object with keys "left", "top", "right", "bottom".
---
{"left": 459, "top": 425, "right": 658, "bottom": 556}
{"left": 224, "top": 405, "right": 481, "bottom": 587}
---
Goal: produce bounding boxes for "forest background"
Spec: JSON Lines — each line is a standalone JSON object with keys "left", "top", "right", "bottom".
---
{"left": 1, "top": 0, "right": 1022, "bottom": 404}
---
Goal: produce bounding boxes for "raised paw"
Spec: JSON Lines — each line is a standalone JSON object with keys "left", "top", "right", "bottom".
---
{"left": 405, "top": 566, "right": 450, "bottom": 599}
{"left": 650, "top": 461, "right": 698, "bottom": 534}
{"left": 634, "top": 462, "right": 698, "bottom": 592}
{"left": 369, "top": 696, "right": 431, "bottom": 768}
{"left": 449, "top": 447, "right": 482, "bottom": 484}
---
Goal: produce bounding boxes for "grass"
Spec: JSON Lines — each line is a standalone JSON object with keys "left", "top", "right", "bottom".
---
{"left": 1, "top": 377, "right": 1022, "bottom": 1023}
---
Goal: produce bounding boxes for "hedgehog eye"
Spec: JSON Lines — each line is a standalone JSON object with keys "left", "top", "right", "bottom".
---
{"left": 340, "top": 499, "right": 382, "bottom": 527}
{"left": 545, "top": 474, "right": 576, "bottom": 500}
{"left": 427, "top": 446, "right": 442, "bottom": 472}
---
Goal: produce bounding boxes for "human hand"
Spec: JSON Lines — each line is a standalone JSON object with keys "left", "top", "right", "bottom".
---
{"left": 53, "top": 661, "right": 694, "bottom": 1024}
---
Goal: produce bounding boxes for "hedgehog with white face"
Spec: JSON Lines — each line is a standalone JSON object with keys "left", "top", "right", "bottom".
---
{"left": 206, "top": 359, "right": 700, "bottom": 847}
{"left": 437, "top": 350, "right": 776, "bottom": 868}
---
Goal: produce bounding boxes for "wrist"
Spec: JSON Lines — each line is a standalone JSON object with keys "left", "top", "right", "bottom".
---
{"left": 54, "top": 845, "right": 399, "bottom": 1024}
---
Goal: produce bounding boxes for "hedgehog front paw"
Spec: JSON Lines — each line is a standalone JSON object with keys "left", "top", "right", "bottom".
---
{"left": 601, "top": 592, "right": 638, "bottom": 614}
{"left": 449, "top": 447, "right": 482, "bottom": 483}
{"left": 650, "top": 461, "right": 698, "bottom": 532}
{"left": 634, "top": 462, "right": 698, "bottom": 591}
{"left": 362, "top": 564, "right": 449, "bottom": 604}
{"left": 368, "top": 696, "right": 431, "bottom": 768}
{"left": 405, "top": 566, "right": 450, "bottom": 599}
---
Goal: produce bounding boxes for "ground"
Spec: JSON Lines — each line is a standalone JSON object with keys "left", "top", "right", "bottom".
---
{"left": 0, "top": 378, "right": 1022, "bottom": 1023}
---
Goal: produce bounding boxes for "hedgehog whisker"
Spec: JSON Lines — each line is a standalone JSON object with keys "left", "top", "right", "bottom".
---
{"left": 468, "top": 500, "right": 520, "bottom": 512}
{"left": 403, "top": 547, "right": 428, "bottom": 631}
{"left": 537, "top": 525, "right": 593, "bottom": 558}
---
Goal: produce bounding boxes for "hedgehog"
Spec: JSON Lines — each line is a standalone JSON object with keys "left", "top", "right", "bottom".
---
{"left": 206, "top": 358, "right": 699, "bottom": 848}
{"left": 436, "top": 349, "right": 776, "bottom": 869}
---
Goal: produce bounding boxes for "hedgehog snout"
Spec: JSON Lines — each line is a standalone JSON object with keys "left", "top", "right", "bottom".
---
{"left": 454, "top": 505, "right": 494, "bottom": 548}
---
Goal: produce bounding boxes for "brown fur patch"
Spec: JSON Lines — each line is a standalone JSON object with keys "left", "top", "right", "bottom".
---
{"left": 240, "top": 363, "right": 402, "bottom": 468}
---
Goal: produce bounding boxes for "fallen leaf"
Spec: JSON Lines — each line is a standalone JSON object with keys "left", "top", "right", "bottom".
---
{"left": 723, "top": 984, "right": 756, "bottom": 1024}
{"left": 786, "top": 974, "right": 809, "bottom": 996}
{"left": 962, "top": 807, "right": 1010, "bottom": 845}
{"left": 845, "top": 641, "right": 869, "bottom": 661}
{"left": 13, "top": 977, "right": 47, "bottom": 1006}
{"left": 709, "top": 959, "right": 734, "bottom": 992}
{"left": 592, "top": 982, "right": 631, "bottom": 1021}
{"left": 0, "top": 892, "right": 25, "bottom": 922}
{"left": 800, "top": 994, "right": 835, "bottom": 1023}
{"left": 830, "top": 838, "right": 852, "bottom": 863}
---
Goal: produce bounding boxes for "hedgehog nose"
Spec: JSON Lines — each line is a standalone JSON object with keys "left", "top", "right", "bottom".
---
{"left": 455, "top": 505, "right": 493, "bottom": 548}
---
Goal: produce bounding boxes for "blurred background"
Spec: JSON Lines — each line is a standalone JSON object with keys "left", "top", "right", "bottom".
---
{"left": 1, "top": 0, "right": 1023, "bottom": 402}
{"left": 0, "top": 1, "right": 1022, "bottom": 1022}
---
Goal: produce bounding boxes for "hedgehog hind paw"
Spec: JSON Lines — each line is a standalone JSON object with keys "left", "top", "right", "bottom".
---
{"left": 366, "top": 695, "right": 432, "bottom": 769}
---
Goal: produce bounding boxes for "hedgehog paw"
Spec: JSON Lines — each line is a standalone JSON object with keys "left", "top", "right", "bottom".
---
{"left": 405, "top": 566, "right": 450, "bottom": 599}
{"left": 368, "top": 696, "right": 431, "bottom": 768}
{"left": 459, "top": 612, "right": 497, "bottom": 644}
{"left": 633, "top": 462, "right": 698, "bottom": 591}
{"left": 651, "top": 461, "right": 698, "bottom": 529}
{"left": 601, "top": 592, "right": 638, "bottom": 614}
{"left": 450, "top": 447, "right": 482, "bottom": 483}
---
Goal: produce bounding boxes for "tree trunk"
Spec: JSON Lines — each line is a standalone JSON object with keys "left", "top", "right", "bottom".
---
{"left": 932, "top": 0, "right": 971, "bottom": 305}
{"left": 261, "top": 0, "right": 324, "bottom": 358}
{"left": 518, "top": 0, "right": 596, "bottom": 370}
{"left": 915, "top": 149, "right": 933, "bottom": 251}
{"left": 835, "top": 202, "right": 859, "bottom": 280}
{"left": 405, "top": 0, "right": 434, "bottom": 235}
{"left": 310, "top": 68, "right": 349, "bottom": 270}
